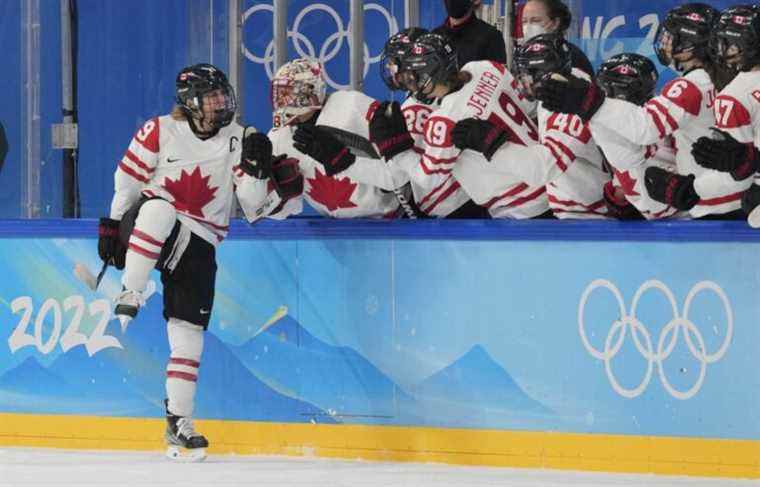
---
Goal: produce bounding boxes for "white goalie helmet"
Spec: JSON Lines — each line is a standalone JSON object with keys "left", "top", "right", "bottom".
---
{"left": 271, "top": 57, "right": 326, "bottom": 128}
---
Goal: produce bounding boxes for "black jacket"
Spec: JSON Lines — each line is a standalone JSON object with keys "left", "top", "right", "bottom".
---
{"left": 433, "top": 15, "right": 507, "bottom": 68}
{"left": 569, "top": 42, "right": 594, "bottom": 77}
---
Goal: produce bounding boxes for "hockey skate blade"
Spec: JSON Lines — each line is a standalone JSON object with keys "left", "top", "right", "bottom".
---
{"left": 117, "top": 315, "right": 132, "bottom": 334}
{"left": 749, "top": 205, "right": 760, "bottom": 229}
{"left": 166, "top": 445, "right": 207, "bottom": 463}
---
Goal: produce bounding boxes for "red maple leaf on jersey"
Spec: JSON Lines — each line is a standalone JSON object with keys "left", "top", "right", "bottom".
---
{"left": 162, "top": 166, "right": 218, "bottom": 218}
{"left": 614, "top": 169, "right": 640, "bottom": 197}
{"left": 307, "top": 168, "right": 358, "bottom": 211}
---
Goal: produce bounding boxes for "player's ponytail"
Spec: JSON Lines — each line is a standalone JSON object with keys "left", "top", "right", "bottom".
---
{"left": 448, "top": 70, "right": 472, "bottom": 93}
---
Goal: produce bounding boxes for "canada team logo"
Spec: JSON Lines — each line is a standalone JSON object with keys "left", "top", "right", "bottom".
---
{"left": 578, "top": 279, "right": 733, "bottom": 400}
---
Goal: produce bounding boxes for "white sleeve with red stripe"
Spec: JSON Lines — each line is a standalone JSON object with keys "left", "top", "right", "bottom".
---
{"left": 339, "top": 153, "right": 411, "bottom": 190}
{"left": 488, "top": 111, "right": 588, "bottom": 186}
{"left": 110, "top": 118, "right": 160, "bottom": 220}
{"left": 711, "top": 92, "right": 756, "bottom": 144}
{"left": 413, "top": 113, "right": 465, "bottom": 210}
{"left": 591, "top": 77, "right": 703, "bottom": 145}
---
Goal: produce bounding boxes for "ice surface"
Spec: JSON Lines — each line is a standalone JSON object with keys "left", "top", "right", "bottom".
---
{"left": 0, "top": 448, "right": 758, "bottom": 487}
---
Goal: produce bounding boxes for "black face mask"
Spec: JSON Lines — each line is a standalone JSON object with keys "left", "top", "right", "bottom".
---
{"left": 445, "top": 0, "right": 471, "bottom": 19}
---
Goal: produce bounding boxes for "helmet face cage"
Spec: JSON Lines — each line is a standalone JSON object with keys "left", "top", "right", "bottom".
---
{"left": 596, "top": 53, "right": 658, "bottom": 106}
{"left": 381, "top": 28, "right": 429, "bottom": 91}
{"left": 399, "top": 33, "right": 458, "bottom": 102}
{"left": 653, "top": 3, "right": 718, "bottom": 69}
{"left": 270, "top": 58, "right": 326, "bottom": 128}
{"left": 176, "top": 63, "right": 237, "bottom": 130}
{"left": 710, "top": 5, "right": 760, "bottom": 72}
{"left": 513, "top": 34, "right": 572, "bottom": 100}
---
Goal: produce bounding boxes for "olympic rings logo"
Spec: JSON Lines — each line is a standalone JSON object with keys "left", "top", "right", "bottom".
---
{"left": 578, "top": 279, "right": 733, "bottom": 400}
{"left": 242, "top": 3, "right": 399, "bottom": 89}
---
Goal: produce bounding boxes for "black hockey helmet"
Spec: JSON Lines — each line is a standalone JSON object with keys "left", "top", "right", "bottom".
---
{"left": 513, "top": 33, "right": 572, "bottom": 100}
{"left": 381, "top": 27, "right": 429, "bottom": 91}
{"left": 176, "top": 63, "right": 237, "bottom": 132}
{"left": 654, "top": 3, "right": 719, "bottom": 70}
{"left": 398, "top": 33, "right": 458, "bottom": 102}
{"left": 710, "top": 5, "right": 760, "bottom": 72}
{"left": 596, "top": 53, "right": 658, "bottom": 106}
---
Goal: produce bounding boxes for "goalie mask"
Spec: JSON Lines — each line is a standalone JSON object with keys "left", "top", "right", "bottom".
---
{"left": 596, "top": 53, "right": 658, "bottom": 106}
{"left": 710, "top": 5, "right": 760, "bottom": 72}
{"left": 513, "top": 33, "right": 572, "bottom": 101}
{"left": 653, "top": 3, "right": 718, "bottom": 71}
{"left": 381, "top": 27, "right": 429, "bottom": 91}
{"left": 271, "top": 58, "right": 326, "bottom": 128}
{"left": 397, "top": 33, "right": 458, "bottom": 103}
{"left": 176, "top": 63, "right": 237, "bottom": 135}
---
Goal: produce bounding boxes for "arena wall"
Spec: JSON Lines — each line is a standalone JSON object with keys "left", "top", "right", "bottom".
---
{"left": 0, "top": 219, "right": 758, "bottom": 478}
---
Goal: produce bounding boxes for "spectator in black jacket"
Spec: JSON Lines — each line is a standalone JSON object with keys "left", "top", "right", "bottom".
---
{"left": 433, "top": 0, "right": 507, "bottom": 67}
{"left": 519, "top": 0, "right": 594, "bottom": 76}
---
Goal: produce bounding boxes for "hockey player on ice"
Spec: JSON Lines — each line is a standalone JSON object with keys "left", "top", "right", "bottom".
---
{"left": 268, "top": 57, "right": 412, "bottom": 218}
{"left": 97, "top": 63, "right": 302, "bottom": 461}
{"left": 537, "top": 3, "right": 749, "bottom": 219}
{"left": 376, "top": 33, "right": 551, "bottom": 218}
{"left": 644, "top": 5, "right": 760, "bottom": 226}
{"left": 451, "top": 33, "right": 610, "bottom": 219}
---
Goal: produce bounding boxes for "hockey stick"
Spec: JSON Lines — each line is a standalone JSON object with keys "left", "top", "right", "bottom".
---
{"left": 317, "top": 124, "right": 420, "bottom": 219}
{"left": 73, "top": 260, "right": 108, "bottom": 291}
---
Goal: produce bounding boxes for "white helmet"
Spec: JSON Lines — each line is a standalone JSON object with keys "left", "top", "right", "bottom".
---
{"left": 271, "top": 57, "right": 326, "bottom": 128}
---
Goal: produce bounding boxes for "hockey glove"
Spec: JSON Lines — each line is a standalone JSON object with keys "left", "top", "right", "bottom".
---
{"left": 535, "top": 73, "right": 605, "bottom": 122}
{"left": 369, "top": 101, "right": 414, "bottom": 161}
{"left": 451, "top": 118, "right": 509, "bottom": 161}
{"left": 644, "top": 166, "right": 700, "bottom": 211}
{"left": 269, "top": 155, "right": 303, "bottom": 201}
{"left": 742, "top": 183, "right": 760, "bottom": 214}
{"left": 293, "top": 124, "right": 355, "bottom": 176}
{"left": 240, "top": 131, "right": 273, "bottom": 179}
{"left": 602, "top": 180, "right": 643, "bottom": 220}
{"left": 692, "top": 130, "right": 760, "bottom": 181}
{"left": 98, "top": 217, "right": 126, "bottom": 270}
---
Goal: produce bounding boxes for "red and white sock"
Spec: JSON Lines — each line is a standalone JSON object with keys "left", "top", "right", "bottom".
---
{"left": 166, "top": 318, "right": 204, "bottom": 418}
{"left": 122, "top": 199, "right": 176, "bottom": 292}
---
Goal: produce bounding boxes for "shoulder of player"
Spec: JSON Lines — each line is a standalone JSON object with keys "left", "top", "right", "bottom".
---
{"left": 720, "top": 71, "right": 760, "bottom": 107}
{"left": 326, "top": 89, "right": 375, "bottom": 106}
{"left": 460, "top": 60, "right": 505, "bottom": 78}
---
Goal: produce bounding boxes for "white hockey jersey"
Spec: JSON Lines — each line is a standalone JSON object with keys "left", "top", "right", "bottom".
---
{"left": 269, "top": 91, "right": 403, "bottom": 218}
{"left": 395, "top": 95, "right": 474, "bottom": 217}
{"left": 410, "top": 61, "right": 549, "bottom": 218}
{"left": 487, "top": 88, "right": 610, "bottom": 219}
{"left": 593, "top": 125, "right": 680, "bottom": 220}
{"left": 696, "top": 71, "right": 760, "bottom": 188}
{"left": 110, "top": 115, "right": 291, "bottom": 247}
{"left": 590, "top": 68, "right": 747, "bottom": 217}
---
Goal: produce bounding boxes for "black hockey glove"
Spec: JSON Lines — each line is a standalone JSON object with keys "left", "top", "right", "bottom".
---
{"left": 98, "top": 217, "right": 126, "bottom": 270}
{"left": 293, "top": 124, "right": 355, "bottom": 176}
{"left": 535, "top": 73, "right": 605, "bottom": 122}
{"left": 692, "top": 130, "right": 760, "bottom": 181}
{"left": 269, "top": 155, "right": 303, "bottom": 201}
{"left": 742, "top": 183, "right": 760, "bottom": 215}
{"left": 369, "top": 101, "right": 414, "bottom": 161}
{"left": 451, "top": 118, "right": 509, "bottom": 161}
{"left": 644, "top": 166, "right": 700, "bottom": 211}
{"left": 240, "top": 131, "right": 273, "bottom": 179}
{"left": 602, "top": 180, "right": 643, "bottom": 220}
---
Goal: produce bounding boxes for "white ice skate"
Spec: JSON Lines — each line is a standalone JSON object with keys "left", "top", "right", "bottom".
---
{"left": 114, "top": 288, "right": 144, "bottom": 332}
{"left": 165, "top": 413, "right": 208, "bottom": 462}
